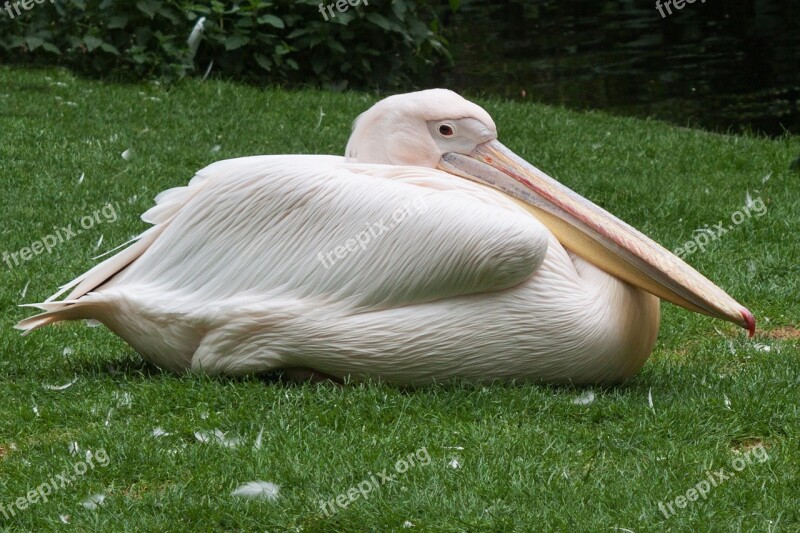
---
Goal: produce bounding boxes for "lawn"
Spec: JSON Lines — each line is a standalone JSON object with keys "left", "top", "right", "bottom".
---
{"left": 0, "top": 66, "right": 798, "bottom": 531}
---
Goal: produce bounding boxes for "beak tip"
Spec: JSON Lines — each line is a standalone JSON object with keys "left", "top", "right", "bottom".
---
{"left": 740, "top": 308, "right": 756, "bottom": 337}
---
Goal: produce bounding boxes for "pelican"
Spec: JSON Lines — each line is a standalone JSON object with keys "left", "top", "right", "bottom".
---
{"left": 17, "top": 90, "right": 755, "bottom": 385}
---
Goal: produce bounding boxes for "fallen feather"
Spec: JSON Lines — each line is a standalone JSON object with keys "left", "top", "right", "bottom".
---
{"left": 152, "top": 427, "right": 170, "bottom": 438}
{"left": 647, "top": 388, "right": 654, "bottom": 412}
{"left": 745, "top": 190, "right": 756, "bottom": 210}
{"left": 316, "top": 108, "right": 326, "bottom": 130}
{"left": 20, "top": 280, "right": 30, "bottom": 299}
{"left": 78, "top": 172, "right": 85, "bottom": 185}
{"left": 44, "top": 377, "right": 79, "bottom": 391}
{"left": 448, "top": 458, "right": 461, "bottom": 469}
{"left": 724, "top": 395, "right": 732, "bottom": 410}
{"left": 231, "top": 481, "right": 279, "bottom": 501}
{"left": 753, "top": 343, "right": 772, "bottom": 353}
{"left": 114, "top": 391, "right": 132, "bottom": 408}
{"left": 253, "top": 427, "right": 264, "bottom": 450}
{"left": 572, "top": 390, "right": 595, "bottom": 405}
{"left": 211, "top": 144, "right": 221, "bottom": 153}
{"left": 121, "top": 148, "right": 132, "bottom": 160}
{"left": 403, "top": 521, "right": 414, "bottom": 528}
{"left": 195, "top": 429, "right": 241, "bottom": 448}
{"left": 187, "top": 17, "right": 206, "bottom": 61}
{"left": 59, "top": 514, "right": 71, "bottom": 524}
{"left": 202, "top": 60, "right": 213, "bottom": 81}
{"left": 62, "top": 347, "right": 73, "bottom": 357}
{"left": 81, "top": 493, "right": 105, "bottom": 510}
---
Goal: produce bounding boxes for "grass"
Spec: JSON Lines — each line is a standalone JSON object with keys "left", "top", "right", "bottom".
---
{"left": 0, "top": 66, "right": 798, "bottom": 531}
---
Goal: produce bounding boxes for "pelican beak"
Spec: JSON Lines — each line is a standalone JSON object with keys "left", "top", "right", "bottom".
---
{"left": 438, "top": 139, "right": 755, "bottom": 336}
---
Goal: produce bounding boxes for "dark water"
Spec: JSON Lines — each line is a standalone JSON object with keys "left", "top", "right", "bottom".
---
{"left": 438, "top": 0, "right": 800, "bottom": 136}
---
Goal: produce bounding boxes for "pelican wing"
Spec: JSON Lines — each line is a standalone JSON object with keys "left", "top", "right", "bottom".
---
{"left": 19, "top": 155, "right": 550, "bottom": 329}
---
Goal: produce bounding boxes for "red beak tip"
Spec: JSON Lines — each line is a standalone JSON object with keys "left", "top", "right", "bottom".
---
{"left": 740, "top": 308, "right": 756, "bottom": 338}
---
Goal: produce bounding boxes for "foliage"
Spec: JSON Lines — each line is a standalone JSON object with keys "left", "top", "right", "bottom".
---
{"left": 0, "top": 0, "right": 451, "bottom": 88}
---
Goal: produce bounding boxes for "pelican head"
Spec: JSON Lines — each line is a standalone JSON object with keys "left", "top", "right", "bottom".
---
{"left": 346, "top": 89, "right": 755, "bottom": 336}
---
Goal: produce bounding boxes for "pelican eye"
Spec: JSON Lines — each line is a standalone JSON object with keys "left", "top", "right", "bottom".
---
{"left": 438, "top": 124, "right": 455, "bottom": 137}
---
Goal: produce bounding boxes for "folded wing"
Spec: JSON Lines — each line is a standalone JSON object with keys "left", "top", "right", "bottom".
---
{"left": 18, "top": 155, "right": 551, "bottom": 331}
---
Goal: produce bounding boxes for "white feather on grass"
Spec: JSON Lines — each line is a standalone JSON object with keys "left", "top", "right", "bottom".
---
{"left": 44, "top": 377, "right": 78, "bottom": 391}
{"left": 572, "top": 390, "right": 595, "bottom": 405}
{"left": 195, "top": 429, "right": 241, "bottom": 448}
{"left": 253, "top": 427, "right": 264, "bottom": 450}
{"left": 745, "top": 190, "right": 756, "bottom": 210}
{"left": 231, "top": 481, "right": 279, "bottom": 501}
{"left": 81, "top": 493, "right": 105, "bottom": 510}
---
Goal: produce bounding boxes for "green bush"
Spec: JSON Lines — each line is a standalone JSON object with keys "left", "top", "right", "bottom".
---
{"left": 0, "top": 0, "right": 451, "bottom": 88}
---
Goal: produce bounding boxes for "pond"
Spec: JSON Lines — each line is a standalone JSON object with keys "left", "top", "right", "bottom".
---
{"left": 439, "top": 0, "right": 799, "bottom": 136}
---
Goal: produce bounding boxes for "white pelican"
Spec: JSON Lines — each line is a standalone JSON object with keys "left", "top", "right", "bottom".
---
{"left": 17, "top": 89, "right": 755, "bottom": 385}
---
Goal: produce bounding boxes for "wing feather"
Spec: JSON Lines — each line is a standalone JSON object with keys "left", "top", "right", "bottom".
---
{"left": 18, "top": 155, "right": 551, "bottom": 331}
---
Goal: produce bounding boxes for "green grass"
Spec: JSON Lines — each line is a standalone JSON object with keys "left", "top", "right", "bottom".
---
{"left": 0, "top": 66, "right": 798, "bottom": 531}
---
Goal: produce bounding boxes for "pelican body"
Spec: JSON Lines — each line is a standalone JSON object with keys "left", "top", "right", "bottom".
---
{"left": 17, "top": 90, "right": 754, "bottom": 385}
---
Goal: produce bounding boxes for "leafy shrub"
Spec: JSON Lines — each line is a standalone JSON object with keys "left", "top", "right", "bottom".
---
{"left": 0, "top": 0, "right": 451, "bottom": 89}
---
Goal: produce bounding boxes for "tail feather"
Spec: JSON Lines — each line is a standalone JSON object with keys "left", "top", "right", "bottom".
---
{"left": 19, "top": 162, "right": 213, "bottom": 334}
{"left": 15, "top": 301, "right": 99, "bottom": 335}
{"left": 17, "top": 226, "right": 163, "bottom": 333}
{"left": 45, "top": 226, "right": 162, "bottom": 303}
